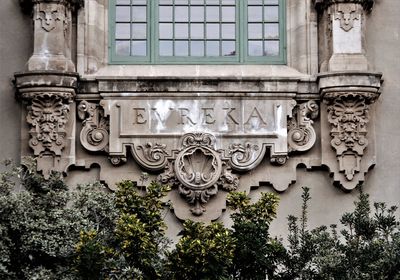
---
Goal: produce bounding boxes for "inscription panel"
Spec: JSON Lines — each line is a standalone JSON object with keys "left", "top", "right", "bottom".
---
{"left": 101, "top": 97, "right": 296, "bottom": 171}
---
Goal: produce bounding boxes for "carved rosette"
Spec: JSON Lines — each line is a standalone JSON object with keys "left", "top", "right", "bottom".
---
{"left": 78, "top": 101, "right": 109, "bottom": 152}
{"left": 158, "top": 133, "right": 238, "bottom": 216}
{"left": 288, "top": 100, "right": 319, "bottom": 152}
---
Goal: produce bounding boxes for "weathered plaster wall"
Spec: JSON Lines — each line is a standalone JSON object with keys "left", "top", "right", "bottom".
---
{"left": 0, "top": 0, "right": 32, "bottom": 165}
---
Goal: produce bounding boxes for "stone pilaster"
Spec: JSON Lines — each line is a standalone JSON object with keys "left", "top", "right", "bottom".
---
{"left": 15, "top": 0, "right": 83, "bottom": 178}
{"left": 315, "top": 0, "right": 374, "bottom": 72}
{"left": 20, "top": 0, "right": 83, "bottom": 71}
{"left": 315, "top": 0, "right": 382, "bottom": 190}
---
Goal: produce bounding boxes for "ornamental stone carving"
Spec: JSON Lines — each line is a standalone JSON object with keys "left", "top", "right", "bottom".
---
{"left": 14, "top": 72, "right": 78, "bottom": 179}
{"left": 288, "top": 100, "right": 319, "bottom": 153}
{"left": 334, "top": 3, "right": 360, "bottom": 32}
{"left": 159, "top": 133, "right": 238, "bottom": 216}
{"left": 78, "top": 101, "right": 109, "bottom": 152}
{"left": 318, "top": 72, "right": 382, "bottom": 190}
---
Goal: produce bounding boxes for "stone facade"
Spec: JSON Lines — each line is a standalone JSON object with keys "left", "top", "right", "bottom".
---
{"left": 1, "top": 0, "right": 399, "bottom": 237}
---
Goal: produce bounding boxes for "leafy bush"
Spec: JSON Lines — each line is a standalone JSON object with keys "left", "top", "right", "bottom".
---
{"left": 276, "top": 187, "right": 400, "bottom": 280}
{"left": 0, "top": 160, "right": 399, "bottom": 280}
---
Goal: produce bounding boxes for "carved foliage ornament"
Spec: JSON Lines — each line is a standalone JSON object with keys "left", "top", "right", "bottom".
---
{"left": 26, "top": 93, "right": 71, "bottom": 157}
{"left": 325, "top": 92, "right": 376, "bottom": 181}
{"left": 158, "top": 133, "right": 238, "bottom": 216}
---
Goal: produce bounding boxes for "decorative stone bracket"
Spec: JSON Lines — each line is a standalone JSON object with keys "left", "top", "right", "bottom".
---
{"left": 14, "top": 72, "right": 78, "bottom": 178}
{"left": 318, "top": 72, "right": 382, "bottom": 190}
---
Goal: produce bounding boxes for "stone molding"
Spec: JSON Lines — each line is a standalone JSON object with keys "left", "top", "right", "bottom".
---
{"left": 314, "top": 0, "right": 374, "bottom": 12}
{"left": 20, "top": 0, "right": 84, "bottom": 13}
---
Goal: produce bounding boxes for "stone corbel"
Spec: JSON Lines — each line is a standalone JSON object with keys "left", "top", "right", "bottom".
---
{"left": 318, "top": 72, "right": 382, "bottom": 190}
{"left": 14, "top": 72, "right": 79, "bottom": 178}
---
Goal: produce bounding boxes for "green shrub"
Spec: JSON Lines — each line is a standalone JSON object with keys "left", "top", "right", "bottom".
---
{"left": 164, "top": 220, "right": 236, "bottom": 280}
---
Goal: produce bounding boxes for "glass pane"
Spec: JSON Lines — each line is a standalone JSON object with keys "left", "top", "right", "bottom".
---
{"left": 248, "top": 6, "right": 262, "bottom": 22}
{"left": 206, "top": 41, "right": 219, "bottom": 56}
{"left": 116, "top": 23, "right": 130, "bottom": 39}
{"left": 206, "top": 0, "right": 220, "bottom": 4}
{"left": 222, "top": 41, "right": 235, "bottom": 56}
{"left": 264, "top": 40, "right": 279, "bottom": 56}
{"left": 191, "top": 41, "right": 204, "bottom": 56}
{"left": 175, "top": 6, "right": 189, "bottom": 22}
{"left": 264, "top": 23, "right": 279, "bottom": 39}
{"left": 264, "top": 6, "right": 279, "bottom": 22}
{"left": 248, "top": 0, "right": 263, "bottom": 5}
{"left": 159, "top": 0, "right": 173, "bottom": 4}
{"left": 248, "top": 23, "right": 262, "bottom": 39}
{"left": 159, "top": 6, "right": 173, "bottom": 22}
{"left": 206, "top": 6, "right": 219, "bottom": 21}
{"left": 191, "top": 6, "right": 204, "bottom": 22}
{"left": 221, "top": 24, "right": 235, "bottom": 39}
{"left": 159, "top": 23, "right": 173, "bottom": 39}
{"left": 116, "top": 6, "right": 130, "bottom": 22}
{"left": 265, "top": 0, "right": 279, "bottom": 4}
{"left": 191, "top": 24, "right": 204, "bottom": 39}
{"left": 132, "top": 0, "right": 147, "bottom": 4}
{"left": 191, "top": 0, "right": 204, "bottom": 4}
{"left": 115, "top": 41, "right": 130, "bottom": 56}
{"left": 221, "top": 7, "right": 235, "bottom": 21}
{"left": 206, "top": 23, "right": 220, "bottom": 39}
{"left": 132, "top": 23, "right": 147, "bottom": 39}
{"left": 175, "top": 41, "right": 189, "bottom": 56}
{"left": 248, "top": 40, "right": 263, "bottom": 56}
{"left": 160, "top": 41, "right": 173, "bottom": 56}
{"left": 221, "top": 0, "right": 235, "bottom": 4}
{"left": 131, "top": 41, "right": 147, "bottom": 56}
{"left": 175, "top": 0, "right": 189, "bottom": 4}
{"left": 131, "top": 6, "right": 146, "bottom": 22}
{"left": 117, "top": 0, "right": 130, "bottom": 4}
{"left": 175, "top": 24, "right": 189, "bottom": 39}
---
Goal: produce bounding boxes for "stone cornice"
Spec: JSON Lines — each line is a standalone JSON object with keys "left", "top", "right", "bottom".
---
{"left": 314, "top": 0, "right": 374, "bottom": 12}
{"left": 20, "top": 0, "right": 84, "bottom": 14}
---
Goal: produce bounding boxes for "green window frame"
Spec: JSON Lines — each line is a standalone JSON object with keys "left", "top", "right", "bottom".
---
{"left": 109, "top": 0, "right": 286, "bottom": 64}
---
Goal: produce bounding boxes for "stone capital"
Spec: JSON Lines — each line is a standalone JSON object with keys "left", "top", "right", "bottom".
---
{"left": 314, "top": 0, "right": 374, "bottom": 12}
{"left": 20, "top": 0, "right": 84, "bottom": 14}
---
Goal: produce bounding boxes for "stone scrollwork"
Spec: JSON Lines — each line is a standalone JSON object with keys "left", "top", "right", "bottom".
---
{"left": 325, "top": 93, "right": 376, "bottom": 181}
{"left": 134, "top": 142, "right": 168, "bottom": 169}
{"left": 288, "top": 100, "right": 319, "bottom": 152}
{"left": 78, "top": 101, "right": 109, "bottom": 152}
{"left": 159, "top": 133, "right": 238, "bottom": 216}
{"left": 228, "top": 143, "right": 261, "bottom": 171}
